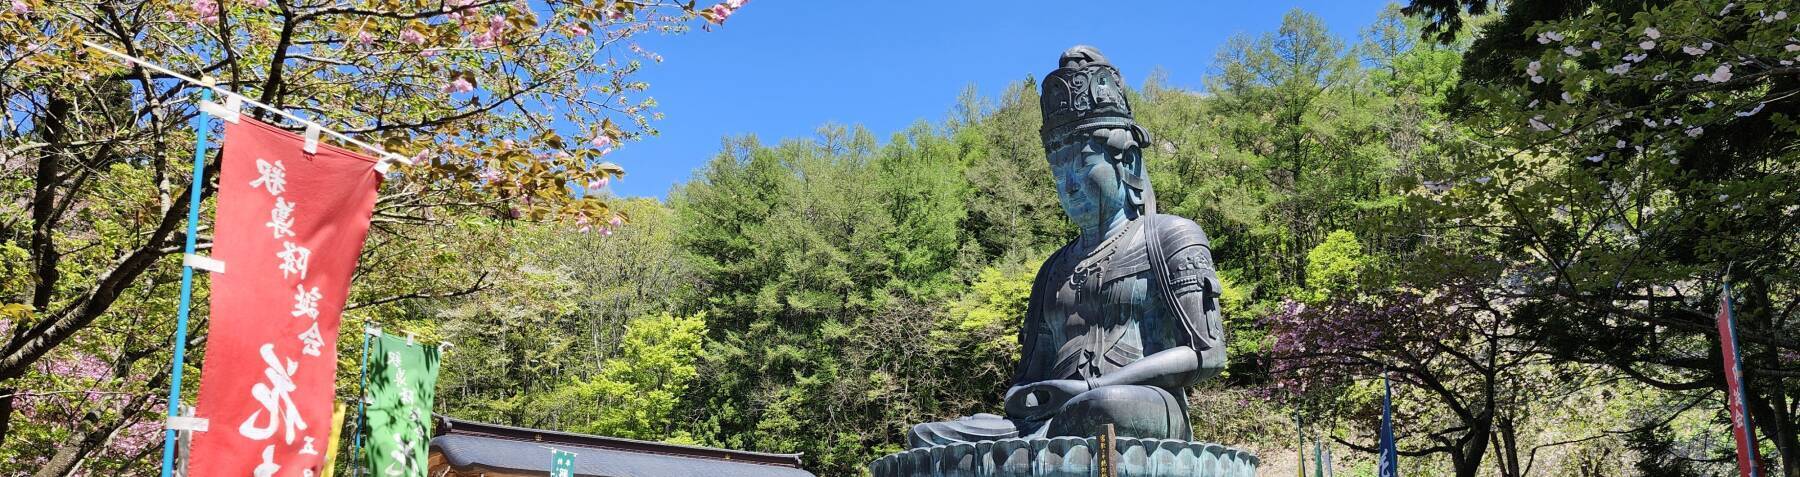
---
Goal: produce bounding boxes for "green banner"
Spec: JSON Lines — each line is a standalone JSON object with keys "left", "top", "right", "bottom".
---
{"left": 550, "top": 449, "right": 577, "bottom": 477}
{"left": 364, "top": 333, "right": 440, "bottom": 477}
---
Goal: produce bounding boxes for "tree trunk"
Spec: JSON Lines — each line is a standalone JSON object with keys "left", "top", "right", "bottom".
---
{"left": 1454, "top": 413, "right": 1494, "bottom": 477}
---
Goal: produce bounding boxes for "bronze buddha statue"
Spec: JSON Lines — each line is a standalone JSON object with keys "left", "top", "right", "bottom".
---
{"left": 908, "top": 46, "right": 1226, "bottom": 447}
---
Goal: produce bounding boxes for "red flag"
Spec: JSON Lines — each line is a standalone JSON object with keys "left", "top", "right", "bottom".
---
{"left": 189, "top": 118, "right": 381, "bottom": 477}
{"left": 1716, "top": 284, "right": 1762, "bottom": 477}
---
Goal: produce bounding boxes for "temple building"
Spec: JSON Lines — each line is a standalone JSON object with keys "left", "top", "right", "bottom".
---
{"left": 428, "top": 416, "right": 816, "bottom": 477}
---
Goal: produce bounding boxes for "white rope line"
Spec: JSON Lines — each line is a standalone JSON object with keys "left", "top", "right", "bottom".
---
{"left": 81, "top": 40, "right": 413, "bottom": 166}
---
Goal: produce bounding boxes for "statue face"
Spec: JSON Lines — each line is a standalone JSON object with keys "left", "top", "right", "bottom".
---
{"left": 1048, "top": 137, "right": 1131, "bottom": 230}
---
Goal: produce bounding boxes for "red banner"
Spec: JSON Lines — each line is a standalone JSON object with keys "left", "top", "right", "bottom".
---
{"left": 1716, "top": 285, "right": 1762, "bottom": 477}
{"left": 190, "top": 118, "right": 382, "bottom": 477}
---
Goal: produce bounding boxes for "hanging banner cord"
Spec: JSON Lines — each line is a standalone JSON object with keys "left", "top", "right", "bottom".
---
{"left": 80, "top": 40, "right": 415, "bottom": 168}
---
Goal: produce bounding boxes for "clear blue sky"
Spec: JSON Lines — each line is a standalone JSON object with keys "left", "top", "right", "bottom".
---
{"left": 605, "top": 1, "right": 1393, "bottom": 199}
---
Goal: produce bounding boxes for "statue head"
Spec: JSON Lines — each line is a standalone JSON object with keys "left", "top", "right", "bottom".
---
{"left": 1040, "top": 46, "right": 1154, "bottom": 229}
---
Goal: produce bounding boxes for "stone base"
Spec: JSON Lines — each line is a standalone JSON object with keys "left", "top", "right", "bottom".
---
{"left": 869, "top": 436, "right": 1258, "bottom": 477}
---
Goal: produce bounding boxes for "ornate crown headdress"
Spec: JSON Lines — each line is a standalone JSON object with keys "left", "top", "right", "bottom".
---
{"left": 1039, "top": 45, "right": 1149, "bottom": 147}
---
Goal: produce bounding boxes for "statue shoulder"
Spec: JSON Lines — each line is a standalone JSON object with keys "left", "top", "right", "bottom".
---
{"left": 1143, "top": 214, "right": 1212, "bottom": 254}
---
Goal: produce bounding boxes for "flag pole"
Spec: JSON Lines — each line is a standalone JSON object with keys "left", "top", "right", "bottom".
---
{"left": 348, "top": 326, "right": 378, "bottom": 477}
{"left": 158, "top": 82, "right": 215, "bottom": 477}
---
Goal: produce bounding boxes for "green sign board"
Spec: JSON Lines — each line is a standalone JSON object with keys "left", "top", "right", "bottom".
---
{"left": 551, "top": 448, "right": 578, "bottom": 477}
{"left": 364, "top": 333, "right": 440, "bottom": 477}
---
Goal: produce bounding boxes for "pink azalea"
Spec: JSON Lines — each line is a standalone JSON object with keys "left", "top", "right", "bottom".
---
{"left": 10, "top": 0, "right": 27, "bottom": 15}
{"left": 400, "top": 29, "right": 426, "bottom": 45}
{"left": 442, "top": 77, "right": 474, "bottom": 94}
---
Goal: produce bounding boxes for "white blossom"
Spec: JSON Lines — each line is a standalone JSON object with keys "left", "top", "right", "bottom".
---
{"left": 1624, "top": 53, "right": 1647, "bottom": 62}
{"left": 1705, "top": 64, "right": 1733, "bottom": 83}
{"left": 1475, "top": 176, "right": 1492, "bottom": 185}
{"left": 1736, "top": 103, "right": 1766, "bottom": 117}
{"left": 1685, "top": 126, "right": 1705, "bottom": 137}
{"left": 1640, "top": 40, "right": 1656, "bottom": 50}
{"left": 1616, "top": 139, "right": 1628, "bottom": 149}
{"left": 1590, "top": 41, "right": 1602, "bottom": 50}
{"left": 1607, "top": 63, "right": 1632, "bottom": 75}
{"left": 1644, "top": 27, "right": 1662, "bottom": 39}
{"left": 1536, "top": 31, "right": 1565, "bottom": 44}
{"left": 1586, "top": 155, "right": 1604, "bottom": 162}
{"left": 1530, "top": 115, "right": 1553, "bottom": 131}
{"left": 1562, "top": 92, "right": 1575, "bottom": 103}
{"left": 1786, "top": 44, "right": 1800, "bottom": 52}
{"left": 1719, "top": 2, "right": 1735, "bottom": 16}
{"left": 1531, "top": 75, "right": 1545, "bottom": 84}
{"left": 1563, "top": 46, "right": 1583, "bottom": 57}
{"left": 1683, "top": 45, "right": 1708, "bottom": 56}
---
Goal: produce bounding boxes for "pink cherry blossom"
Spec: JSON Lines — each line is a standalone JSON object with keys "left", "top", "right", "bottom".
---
{"left": 443, "top": 77, "right": 474, "bottom": 94}
{"left": 479, "top": 167, "right": 501, "bottom": 182}
{"left": 192, "top": 0, "right": 219, "bottom": 23}
{"left": 357, "top": 30, "right": 375, "bottom": 46}
{"left": 569, "top": 24, "right": 590, "bottom": 36}
{"left": 9, "top": 0, "right": 27, "bottom": 15}
{"left": 727, "top": 0, "right": 747, "bottom": 7}
{"left": 707, "top": 3, "right": 732, "bottom": 22}
{"left": 576, "top": 214, "right": 592, "bottom": 233}
{"left": 246, "top": 0, "right": 270, "bottom": 7}
{"left": 592, "top": 135, "right": 613, "bottom": 149}
{"left": 609, "top": 216, "right": 624, "bottom": 227}
{"left": 401, "top": 29, "right": 426, "bottom": 45}
{"left": 471, "top": 31, "right": 495, "bottom": 48}
{"left": 587, "top": 176, "right": 609, "bottom": 190}
{"left": 421, "top": 48, "right": 440, "bottom": 57}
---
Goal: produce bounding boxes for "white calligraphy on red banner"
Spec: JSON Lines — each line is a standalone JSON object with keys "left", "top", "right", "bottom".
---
{"left": 190, "top": 118, "right": 382, "bottom": 477}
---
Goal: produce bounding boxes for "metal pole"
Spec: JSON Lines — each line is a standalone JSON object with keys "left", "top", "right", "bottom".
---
{"left": 160, "top": 86, "right": 214, "bottom": 477}
{"left": 348, "top": 328, "right": 375, "bottom": 477}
